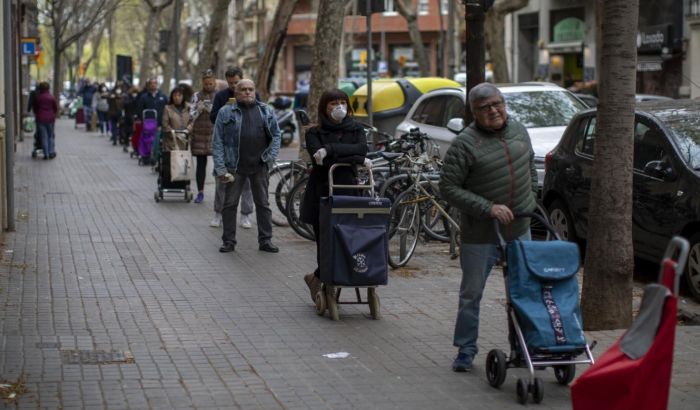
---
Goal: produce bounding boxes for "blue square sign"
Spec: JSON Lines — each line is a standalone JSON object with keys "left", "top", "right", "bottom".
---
{"left": 21, "top": 40, "right": 36, "bottom": 56}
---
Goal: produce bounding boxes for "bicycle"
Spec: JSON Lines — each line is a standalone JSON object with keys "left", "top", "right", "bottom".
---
{"left": 268, "top": 159, "right": 307, "bottom": 226}
{"left": 388, "top": 155, "right": 461, "bottom": 268}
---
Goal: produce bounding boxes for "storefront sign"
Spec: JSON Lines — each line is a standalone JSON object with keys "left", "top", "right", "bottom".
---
{"left": 553, "top": 18, "right": 585, "bottom": 43}
{"left": 637, "top": 25, "right": 671, "bottom": 53}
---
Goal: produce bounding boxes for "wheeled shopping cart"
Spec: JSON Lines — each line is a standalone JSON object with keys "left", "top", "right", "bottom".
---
{"left": 154, "top": 129, "right": 193, "bottom": 202}
{"left": 571, "top": 236, "right": 689, "bottom": 410}
{"left": 486, "top": 212, "right": 595, "bottom": 405}
{"left": 316, "top": 164, "right": 390, "bottom": 321}
{"left": 138, "top": 109, "right": 157, "bottom": 165}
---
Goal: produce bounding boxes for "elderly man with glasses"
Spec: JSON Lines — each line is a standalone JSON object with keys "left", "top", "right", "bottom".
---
{"left": 439, "top": 82, "right": 538, "bottom": 372}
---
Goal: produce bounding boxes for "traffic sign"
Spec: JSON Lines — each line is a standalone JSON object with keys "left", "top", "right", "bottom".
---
{"left": 21, "top": 38, "right": 36, "bottom": 56}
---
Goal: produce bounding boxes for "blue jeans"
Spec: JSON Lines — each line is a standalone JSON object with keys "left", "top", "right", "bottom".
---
{"left": 37, "top": 121, "right": 55, "bottom": 156}
{"left": 453, "top": 230, "right": 531, "bottom": 356}
{"left": 97, "top": 111, "right": 108, "bottom": 134}
{"left": 110, "top": 119, "right": 120, "bottom": 143}
{"left": 83, "top": 107, "right": 93, "bottom": 130}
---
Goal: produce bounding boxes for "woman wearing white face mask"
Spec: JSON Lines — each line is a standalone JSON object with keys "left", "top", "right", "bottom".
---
{"left": 300, "top": 88, "right": 370, "bottom": 301}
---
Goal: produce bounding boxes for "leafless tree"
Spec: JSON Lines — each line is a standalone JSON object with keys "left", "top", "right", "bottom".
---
{"left": 193, "top": 0, "right": 233, "bottom": 91}
{"left": 581, "top": 0, "right": 639, "bottom": 330}
{"left": 307, "top": 0, "right": 347, "bottom": 124}
{"left": 395, "top": 0, "right": 430, "bottom": 77}
{"left": 254, "top": 0, "right": 301, "bottom": 101}
{"left": 139, "top": 0, "right": 175, "bottom": 85}
{"left": 484, "top": 0, "right": 529, "bottom": 83}
{"left": 41, "top": 0, "right": 121, "bottom": 98}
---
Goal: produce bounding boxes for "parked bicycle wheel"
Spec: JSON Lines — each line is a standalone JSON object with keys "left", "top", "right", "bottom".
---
{"left": 285, "top": 176, "right": 315, "bottom": 241}
{"left": 530, "top": 201, "right": 552, "bottom": 241}
{"left": 268, "top": 161, "right": 306, "bottom": 225}
{"left": 388, "top": 189, "right": 421, "bottom": 268}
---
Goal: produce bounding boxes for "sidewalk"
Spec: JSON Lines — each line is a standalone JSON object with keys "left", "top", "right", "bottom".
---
{"left": 0, "top": 118, "right": 698, "bottom": 409}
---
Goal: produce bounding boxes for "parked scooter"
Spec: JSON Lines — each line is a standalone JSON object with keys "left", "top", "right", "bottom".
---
{"left": 271, "top": 96, "right": 295, "bottom": 146}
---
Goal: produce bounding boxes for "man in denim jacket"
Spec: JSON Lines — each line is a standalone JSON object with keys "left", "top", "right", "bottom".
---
{"left": 212, "top": 79, "right": 281, "bottom": 253}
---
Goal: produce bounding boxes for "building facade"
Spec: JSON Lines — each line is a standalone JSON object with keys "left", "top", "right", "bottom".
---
{"left": 510, "top": 0, "right": 690, "bottom": 98}
{"left": 276, "top": 0, "right": 455, "bottom": 94}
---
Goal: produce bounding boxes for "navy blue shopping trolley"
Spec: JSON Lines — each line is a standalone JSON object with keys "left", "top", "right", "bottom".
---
{"left": 486, "top": 213, "right": 595, "bottom": 405}
{"left": 317, "top": 164, "right": 390, "bottom": 321}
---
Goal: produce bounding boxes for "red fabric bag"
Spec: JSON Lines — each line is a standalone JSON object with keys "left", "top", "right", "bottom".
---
{"left": 571, "top": 244, "right": 686, "bottom": 410}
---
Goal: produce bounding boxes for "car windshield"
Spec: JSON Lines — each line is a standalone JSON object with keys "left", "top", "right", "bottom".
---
{"left": 652, "top": 108, "right": 700, "bottom": 169}
{"left": 503, "top": 90, "right": 586, "bottom": 128}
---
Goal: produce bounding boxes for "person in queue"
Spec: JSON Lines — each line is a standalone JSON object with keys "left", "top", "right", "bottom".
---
{"left": 211, "top": 79, "right": 281, "bottom": 253}
{"left": 439, "top": 82, "right": 537, "bottom": 372}
{"left": 300, "top": 88, "right": 371, "bottom": 301}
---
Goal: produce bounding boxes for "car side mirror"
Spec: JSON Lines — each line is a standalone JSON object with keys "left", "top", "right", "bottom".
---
{"left": 643, "top": 160, "right": 677, "bottom": 181}
{"left": 295, "top": 109, "right": 310, "bottom": 126}
{"left": 446, "top": 118, "right": 465, "bottom": 134}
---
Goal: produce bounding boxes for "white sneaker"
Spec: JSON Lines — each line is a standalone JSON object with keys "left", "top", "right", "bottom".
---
{"left": 210, "top": 213, "right": 222, "bottom": 228}
{"left": 240, "top": 214, "right": 252, "bottom": 229}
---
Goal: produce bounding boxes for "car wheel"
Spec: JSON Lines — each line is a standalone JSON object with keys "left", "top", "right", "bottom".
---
{"left": 547, "top": 199, "right": 576, "bottom": 242}
{"left": 685, "top": 233, "right": 700, "bottom": 302}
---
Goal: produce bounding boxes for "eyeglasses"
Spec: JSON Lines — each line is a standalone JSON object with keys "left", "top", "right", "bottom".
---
{"left": 201, "top": 69, "right": 215, "bottom": 77}
{"left": 476, "top": 101, "right": 504, "bottom": 113}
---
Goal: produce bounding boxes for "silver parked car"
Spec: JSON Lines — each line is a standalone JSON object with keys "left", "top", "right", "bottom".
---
{"left": 394, "top": 83, "right": 588, "bottom": 187}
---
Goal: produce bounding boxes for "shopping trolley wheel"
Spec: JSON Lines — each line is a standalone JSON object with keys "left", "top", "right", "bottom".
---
{"left": 485, "top": 349, "right": 507, "bottom": 388}
{"left": 186, "top": 191, "right": 193, "bottom": 202}
{"left": 367, "top": 288, "right": 380, "bottom": 319}
{"left": 325, "top": 285, "right": 339, "bottom": 321}
{"left": 553, "top": 364, "right": 575, "bottom": 385}
{"left": 531, "top": 377, "right": 544, "bottom": 404}
{"left": 516, "top": 378, "right": 528, "bottom": 405}
{"left": 314, "top": 290, "right": 326, "bottom": 316}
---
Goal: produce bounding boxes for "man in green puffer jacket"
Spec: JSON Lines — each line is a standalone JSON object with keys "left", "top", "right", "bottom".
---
{"left": 439, "top": 82, "right": 538, "bottom": 372}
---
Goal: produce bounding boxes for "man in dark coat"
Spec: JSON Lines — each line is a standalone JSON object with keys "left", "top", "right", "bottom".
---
{"left": 136, "top": 78, "right": 167, "bottom": 125}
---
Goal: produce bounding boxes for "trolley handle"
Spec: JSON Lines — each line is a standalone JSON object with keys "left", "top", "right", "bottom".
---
{"left": 493, "top": 211, "right": 561, "bottom": 250}
{"left": 659, "top": 236, "right": 690, "bottom": 295}
{"left": 328, "top": 163, "right": 375, "bottom": 197}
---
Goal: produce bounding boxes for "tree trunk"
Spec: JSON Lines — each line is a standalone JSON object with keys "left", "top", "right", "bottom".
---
{"left": 108, "top": 12, "right": 115, "bottom": 81}
{"left": 52, "top": 37, "right": 63, "bottom": 102}
{"left": 194, "top": 0, "right": 233, "bottom": 90}
{"left": 139, "top": 10, "right": 159, "bottom": 85}
{"left": 301, "top": 0, "right": 346, "bottom": 160}
{"left": 254, "top": 0, "right": 300, "bottom": 101}
{"left": 395, "top": 0, "right": 430, "bottom": 77}
{"left": 484, "top": 0, "right": 529, "bottom": 83}
{"left": 138, "top": 0, "right": 174, "bottom": 86}
{"left": 580, "top": 0, "right": 639, "bottom": 330}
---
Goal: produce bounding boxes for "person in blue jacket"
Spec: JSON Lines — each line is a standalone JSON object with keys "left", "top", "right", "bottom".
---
{"left": 79, "top": 79, "right": 97, "bottom": 131}
{"left": 211, "top": 79, "right": 281, "bottom": 254}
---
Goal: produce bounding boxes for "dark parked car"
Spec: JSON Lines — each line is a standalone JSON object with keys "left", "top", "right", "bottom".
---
{"left": 542, "top": 99, "right": 700, "bottom": 301}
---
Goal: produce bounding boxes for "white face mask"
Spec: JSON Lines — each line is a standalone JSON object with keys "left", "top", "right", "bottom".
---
{"left": 330, "top": 104, "right": 347, "bottom": 121}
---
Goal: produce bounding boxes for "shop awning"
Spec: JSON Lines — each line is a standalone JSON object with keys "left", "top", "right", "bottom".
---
{"left": 637, "top": 55, "right": 663, "bottom": 72}
{"left": 547, "top": 41, "right": 583, "bottom": 54}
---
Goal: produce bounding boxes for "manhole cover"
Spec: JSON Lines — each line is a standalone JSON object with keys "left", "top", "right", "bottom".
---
{"left": 60, "top": 350, "right": 135, "bottom": 365}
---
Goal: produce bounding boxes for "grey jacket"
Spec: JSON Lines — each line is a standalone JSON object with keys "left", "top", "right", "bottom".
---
{"left": 211, "top": 100, "right": 281, "bottom": 176}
